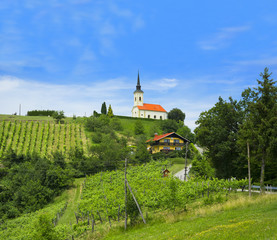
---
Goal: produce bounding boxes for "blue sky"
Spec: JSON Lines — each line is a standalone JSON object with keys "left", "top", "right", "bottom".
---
{"left": 1, "top": 0, "right": 277, "bottom": 130}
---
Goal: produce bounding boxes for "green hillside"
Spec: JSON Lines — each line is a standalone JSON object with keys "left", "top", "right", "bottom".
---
{"left": 1, "top": 159, "right": 276, "bottom": 240}
{"left": 0, "top": 114, "right": 166, "bottom": 160}
{"left": 0, "top": 114, "right": 201, "bottom": 239}
{"left": 0, "top": 117, "right": 89, "bottom": 160}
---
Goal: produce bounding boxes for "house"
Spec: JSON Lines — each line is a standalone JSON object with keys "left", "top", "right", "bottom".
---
{"left": 146, "top": 132, "right": 189, "bottom": 154}
{"left": 131, "top": 72, "right": 168, "bottom": 120}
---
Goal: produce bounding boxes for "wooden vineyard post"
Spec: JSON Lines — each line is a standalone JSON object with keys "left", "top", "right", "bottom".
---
{"left": 247, "top": 141, "right": 251, "bottom": 197}
{"left": 74, "top": 212, "right": 78, "bottom": 224}
{"left": 97, "top": 210, "right": 102, "bottom": 224}
{"left": 124, "top": 158, "right": 127, "bottom": 230}
{"left": 91, "top": 215, "right": 95, "bottom": 233}
{"left": 118, "top": 204, "right": 120, "bottom": 222}
{"left": 126, "top": 180, "right": 146, "bottom": 224}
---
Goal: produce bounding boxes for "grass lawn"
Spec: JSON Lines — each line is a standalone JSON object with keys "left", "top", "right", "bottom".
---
{"left": 58, "top": 178, "right": 84, "bottom": 225}
{"left": 168, "top": 157, "right": 191, "bottom": 175}
{"left": 102, "top": 194, "right": 277, "bottom": 240}
{"left": 117, "top": 117, "right": 162, "bottom": 139}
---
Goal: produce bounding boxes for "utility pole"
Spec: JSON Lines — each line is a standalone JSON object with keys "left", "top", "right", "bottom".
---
{"left": 19, "top": 104, "right": 21, "bottom": 116}
{"left": 124, "top": 158, "right": 127, "bottom": 230}
{"left": 247, "top": 141, "right": 251, "bottom": 197}
{"left": 184, "top": 141, "right": 189, "bottom": 181}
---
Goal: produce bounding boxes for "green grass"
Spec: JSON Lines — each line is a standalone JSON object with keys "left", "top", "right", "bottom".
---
{"left": 58, "top": 178, "right": 84, "bottom": 225}
{"left": 168, "top": 157, "right": 191, "bottom": 175}
{"left": 102, "top": 194, "right": 277, "bottom": 240}
{"left": 116, "top": 117, "right": 163, "bottom": 139}
{"left": 0, "top": 114, "right": 55, "bottom": 122}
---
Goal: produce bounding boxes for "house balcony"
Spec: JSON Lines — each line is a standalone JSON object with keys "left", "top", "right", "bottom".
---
{"left": 149, "top": 142, "right": 185, "bottom": 146}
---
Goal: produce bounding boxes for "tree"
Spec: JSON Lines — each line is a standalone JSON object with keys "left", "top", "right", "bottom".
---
{"left": 239, "top": 68, "right": 277, "bottom": 192}
{"left": 194, "top": 97, "right": 243, "bottom": 178}
{"left": 176, "top": 125, "right": 195, "bottom": 143}
{"left": 134, "top": 136, "right": 151, "bottom": 164}
{"left": 134, "top": 121, "right": 144, "bottom": 135}
{"left": 168, "top": 108, "right": 186, "bottom": 122}
{"left": 33, "top": 214, "right": 60, "bottom": 239}
{"left": 190, "top": 154, "right": 215, "bottom": 179}
{"left": 52, "top": 111, "right": 65, "bottom": 123}
{"left": 107, "top": 104, "right": 114, "bottom": 117}
{"left": 101, "top": 102, "right": 107, "bottom": 115}
{"left": 160, "top": 119, "right": 183, "bottom": 133}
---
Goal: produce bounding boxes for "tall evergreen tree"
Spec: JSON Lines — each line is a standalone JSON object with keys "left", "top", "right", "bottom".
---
{"left": 240, "top": 68, "right": 277, "bottom": 193}
{"left": 107, "top": 104, "right": 114, "bottom": 117}
{"left": 101, "top": 102, "right": 107, "bottom": 115}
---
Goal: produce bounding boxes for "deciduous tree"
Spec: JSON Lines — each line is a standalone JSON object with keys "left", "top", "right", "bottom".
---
{"left": 168, "top": 108, "right": 186, "bottom": 122}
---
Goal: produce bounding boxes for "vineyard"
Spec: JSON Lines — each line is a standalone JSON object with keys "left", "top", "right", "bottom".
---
{"left": 0, "top": 160, "right": 249, "bottom": 239}
{"left": 0, "top": 120, "right": 89, "bottom": 159}
{"left": 74, "top": 160, "right": 248, "bottom": 235}
{"left": 0, "top": 195, "right": 70, "bottom": 239}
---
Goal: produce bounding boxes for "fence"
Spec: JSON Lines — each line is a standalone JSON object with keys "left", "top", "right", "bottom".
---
{"left": 250, "top": 185, "right": 277, "bottom": 192}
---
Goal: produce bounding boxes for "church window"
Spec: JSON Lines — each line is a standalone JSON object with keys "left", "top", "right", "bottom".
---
{"left": 139, "top": 97, "right": 141, "bottom": 101}
{"left": 148, "top": 115, "right": 150, "bottom": 118}
{"left": 154, "top": 115, "right": 156, "bottom": 119}
{"left": 135, "top": 97, "right": 136, "bottom": 101}
{"left": 160, "top": 116, "right": 162, "bottom": 120}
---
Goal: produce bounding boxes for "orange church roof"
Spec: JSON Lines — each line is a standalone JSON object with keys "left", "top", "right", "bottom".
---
{"left": 137, "top": 103, "right": 167, "bottom": 112}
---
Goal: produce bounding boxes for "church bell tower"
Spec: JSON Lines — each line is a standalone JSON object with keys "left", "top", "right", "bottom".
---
{"left": 134, "top": 71, "right": 144, "bottom": 106}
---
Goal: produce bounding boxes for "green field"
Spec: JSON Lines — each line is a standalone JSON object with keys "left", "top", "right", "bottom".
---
{"left": 103, "top": 194, "right": 277, "bottom": 240}
{"left": 2, "top": 114, "right": 274, "bottom": 240}
{"left": 115, "top": 116, "right": 163, "bottom": 139}
{"left": 0, "top": 116, "right": 89, "bottom": 159}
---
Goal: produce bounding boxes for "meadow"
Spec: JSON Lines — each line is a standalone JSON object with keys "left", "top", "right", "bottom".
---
{"left": 0, "top": 114, "right": 276, "bottom": 240}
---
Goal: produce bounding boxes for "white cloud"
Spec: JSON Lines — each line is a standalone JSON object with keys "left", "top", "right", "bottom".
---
{"left": 198, "top": 25, "right": 250, "bottom": 50}
{"left": 236, "top": 57, "right": 277, "bottom": 66}
{"left": 144, "top": 78, "right": 178, "bottom": 91}
{"left": 0, "top": 76, "right": 133, "bottom": 117}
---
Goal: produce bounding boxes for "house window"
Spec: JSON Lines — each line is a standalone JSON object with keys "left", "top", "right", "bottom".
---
{"left": 163, "top": 147, "right": 170, "bottom": 150}
{"left": 174, "top": 139, "right": 179, "bottom": 143}
{"left": 139, "top": 97, "right": 141, "bottom": 101}
{"left": 160, "top": 116, "right": 162, "bottom": 120}
{"left": 141, "top": 114, "right": 143, "bottom": 116}
{"left": 148, "top": 115, "right": 150, "bottom": 118}
{"left": 164, "top": 139, "right": 170, "bottom": 143}
{"left": 175, "top": 147, "right": 181, "bottom": 151}
{"left": 154, "top": 115, "right": 156, "bottom": 119}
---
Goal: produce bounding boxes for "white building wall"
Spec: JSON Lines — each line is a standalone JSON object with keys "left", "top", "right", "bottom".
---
{"left": 132, "top": 106, "right": 139, "bottom": 117}
{"left": 132, "top": 108, "right": 168, "bottom": 120}
{"left": 134, "top": 92, "right": 143, "bottom": 106}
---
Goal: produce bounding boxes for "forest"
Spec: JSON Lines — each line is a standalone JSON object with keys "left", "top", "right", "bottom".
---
{"left": 194, "top": 68, "right": 277, "bottom": 188}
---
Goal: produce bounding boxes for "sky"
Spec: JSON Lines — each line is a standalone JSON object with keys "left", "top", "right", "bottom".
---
{"left": 1, "top": 0, "right": 277, "bottom": 130}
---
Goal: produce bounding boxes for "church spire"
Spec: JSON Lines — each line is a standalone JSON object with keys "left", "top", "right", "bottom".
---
{"left": 134, "top": 70, "right": 143, "bottom": 93}
{"left": 136, "top": 71, "right": 141, "bottom": 91}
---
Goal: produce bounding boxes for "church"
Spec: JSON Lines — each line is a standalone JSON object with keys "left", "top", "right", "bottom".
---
{"left": 131, "top": 73, "right": 168, "bottom": 120}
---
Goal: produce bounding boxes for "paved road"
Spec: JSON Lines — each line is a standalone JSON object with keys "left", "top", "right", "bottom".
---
{"left": 174, "top": 164, "right": 192, "bottom": 181}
